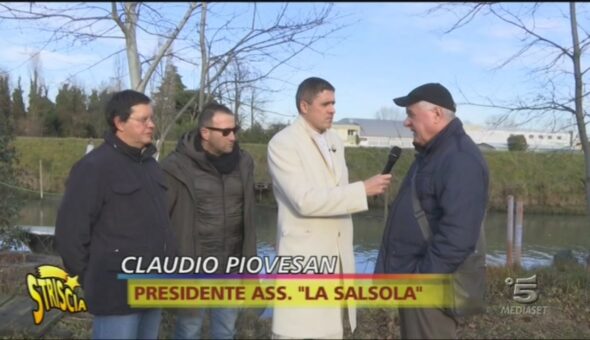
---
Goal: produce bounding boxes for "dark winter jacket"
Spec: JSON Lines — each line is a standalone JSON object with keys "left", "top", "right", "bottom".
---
{"left": 55, "top": 131, "right": 176, "bottom": 315}
{"left": 160, "top": 132, "right": 257, "bottom": 273}
{"left": 375, "top": 118, "right": 489, "bottom": 274}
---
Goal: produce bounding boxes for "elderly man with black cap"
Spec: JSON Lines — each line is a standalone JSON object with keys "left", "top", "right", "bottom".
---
{"left": 375, "top": 83, "right": 489, "bottom": 339}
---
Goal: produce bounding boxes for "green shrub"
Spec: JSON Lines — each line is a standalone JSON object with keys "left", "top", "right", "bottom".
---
{"left": 507, "top": 134, "right": 528, "bottom": 151}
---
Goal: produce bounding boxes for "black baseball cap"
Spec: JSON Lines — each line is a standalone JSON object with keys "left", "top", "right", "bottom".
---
{"left": 393, "top": 83, "right": 456, "bottom": 112}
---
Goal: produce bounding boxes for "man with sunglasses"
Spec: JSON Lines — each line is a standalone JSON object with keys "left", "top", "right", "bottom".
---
{"left": 160, "top": 102, "right": 257, "bottom": 339}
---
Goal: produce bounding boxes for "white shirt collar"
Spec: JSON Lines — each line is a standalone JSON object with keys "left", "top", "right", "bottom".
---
{"left": 299, "top": 116, "right": 334, "bottom": 169}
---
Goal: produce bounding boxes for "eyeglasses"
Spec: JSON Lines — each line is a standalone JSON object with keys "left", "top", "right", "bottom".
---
{"left": 128, "top": 116, "right": 155, "bottom": 125}
{"left": 205, "top": 126, "right": 240, "bottom": 136}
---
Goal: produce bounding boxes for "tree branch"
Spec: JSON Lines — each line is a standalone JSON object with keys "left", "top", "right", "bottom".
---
{"left": 137, "top": 2, "right": 199, "bottom": 92}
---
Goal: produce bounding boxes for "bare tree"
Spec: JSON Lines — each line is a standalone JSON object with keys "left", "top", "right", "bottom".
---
{"left": 1, "top": 3, "right": 347, "bottom": 157}
{"left": 246, "top": 86, "right": 271, "bottom": 129}
{"left": 193, "top": 3, "right": 345, "bottom": 116}
{"left": 153, "top": 58, "right": 182, "bottom": 141}
{"left": 154, "top": 2, "right": 347, "bottom": 155}
{"left": 375, "top": 106, "right": 402, "bottom": 121}
{"left": 430, "top": 2, "right": 590, "bottom": 215}
{"left": 212, "top": 58, "right": 272, "bottom": 128}
{"left": 110, "top": 53, "right": 126, "bottom": 92}
{"left": 0, "top": 3, "right": 200, "bottom": 91}
{"left": 110, "top": 2, "right": 200, "bottom": 93}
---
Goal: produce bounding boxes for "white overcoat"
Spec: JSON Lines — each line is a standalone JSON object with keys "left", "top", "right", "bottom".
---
{"left": 268, "top": 116, "right": 368, "bottom": 338}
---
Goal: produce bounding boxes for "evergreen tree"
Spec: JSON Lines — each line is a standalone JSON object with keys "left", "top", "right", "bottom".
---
{"left": 152, "top": 60, "right": 195, "bottom": 141}
{"left": 11, "top": 77, "right": 26, "bottom": 120}
{"left": 0, "top": 74, "right": 10, "bottom": 123}
{"left": 87, "top": 89, "right": 102, "bottom": 116}
{"left": 27, "top": 69, "right": 55, "bottom": 136}
{"left": 87, "top": 88, "right": 113, "bottom": 138}
{"left": 28, "top": 68, "right": 41, "bottom": 119}
{"left": 12, "top": 77, "right": 27, "bottom": 136}
{"left": 153, "top": 61, "right": 187, "bottom": 115}
{"left": 0, "top": 73, "right": 23, "bottom": 249}
{"left": 55, "top": 83, "right": 88, "bottom": 136}
{"left": 38, "top": 89, "right": 58, "bottom": 137}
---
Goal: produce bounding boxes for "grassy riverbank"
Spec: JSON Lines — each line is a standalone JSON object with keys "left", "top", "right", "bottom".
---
{"left": 1, "top": 251, "right": 588, "bottom": 339}
{"left": 12, "top": 137, "right": 587, "bottom": 214}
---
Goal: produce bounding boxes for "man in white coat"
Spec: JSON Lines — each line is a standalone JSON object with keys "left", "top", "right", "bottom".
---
{"left": 268, "top": 77, "right": 392, "bottom": 339}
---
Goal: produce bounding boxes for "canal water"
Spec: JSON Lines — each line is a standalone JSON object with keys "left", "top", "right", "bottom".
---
{"left": 16, "top": 197, "right": 590, "bottom": 271}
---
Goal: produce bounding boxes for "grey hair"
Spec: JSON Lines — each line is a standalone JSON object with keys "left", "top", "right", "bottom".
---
{"left": 441, "top": 107, "right": 455, "bottom": 120}
{"left": 418, "top": 101, "right": 455, "bottom": 120}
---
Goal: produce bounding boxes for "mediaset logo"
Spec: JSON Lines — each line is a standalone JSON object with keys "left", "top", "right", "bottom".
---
{"left": 499, "top": 274, "right": 549, "bottom": 316}
{"left": 26, "top": 265, "right": 88, "bottom": 325}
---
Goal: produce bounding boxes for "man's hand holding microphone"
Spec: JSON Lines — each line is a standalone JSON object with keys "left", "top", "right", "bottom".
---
{"left": 363, "top": 146, "right": 402, "bottom": 197}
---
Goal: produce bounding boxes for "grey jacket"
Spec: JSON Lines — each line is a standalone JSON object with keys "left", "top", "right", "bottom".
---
{"left": 160, "top": 132, "right": 257, "bottom": 271}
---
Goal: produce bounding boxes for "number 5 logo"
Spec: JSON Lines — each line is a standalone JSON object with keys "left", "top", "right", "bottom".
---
{"left": 505, "top": 274, "right": 538, "bottom": 304}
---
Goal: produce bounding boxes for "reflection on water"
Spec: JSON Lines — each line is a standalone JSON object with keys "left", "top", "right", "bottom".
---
{"left": 18, "top": 198, "right": 590, "bottom": 271}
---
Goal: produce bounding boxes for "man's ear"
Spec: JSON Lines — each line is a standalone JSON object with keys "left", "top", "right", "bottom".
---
{"left": 299, "top": 100, "right": 309, "bottom": 115}
{"left": 200, "top": 127, "right": 209, "bottom": 141}
{"left": 113, "top": 116, "right": 125, "bottom": 132}
{"left": 433, "top": 106, "right": 444, "bottom": 123}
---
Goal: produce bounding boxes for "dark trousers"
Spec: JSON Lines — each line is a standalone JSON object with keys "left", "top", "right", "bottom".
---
{"left": 399, "top": 308, "right": 458, "bottom": 339}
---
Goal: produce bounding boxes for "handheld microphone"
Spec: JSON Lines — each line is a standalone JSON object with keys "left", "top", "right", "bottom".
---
{"left": 381, "top": 146, "right": 402, "bottom": 174}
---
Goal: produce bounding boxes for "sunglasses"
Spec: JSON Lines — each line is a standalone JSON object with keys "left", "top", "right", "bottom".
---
{"left": 205, "top": 126, "right": 240, "bottom": 136}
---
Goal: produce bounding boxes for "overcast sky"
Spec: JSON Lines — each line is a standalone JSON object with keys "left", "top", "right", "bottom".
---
{"left": 0, "top": 2, "right": 585, "bottom": 132}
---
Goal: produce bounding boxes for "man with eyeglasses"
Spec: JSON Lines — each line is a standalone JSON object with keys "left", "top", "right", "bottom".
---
{"left": 160, "top": 102, "right": 257, "bottom": 339}
{"left": 55, "top": 89, "right": 176, "bottom": 339}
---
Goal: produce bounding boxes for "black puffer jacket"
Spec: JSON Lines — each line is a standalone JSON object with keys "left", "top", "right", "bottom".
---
{"left": 55, "top": 132, "right": 176, "bottom": 315}
{"left": 160, "top": 132, "right": 257, "bottom": 273}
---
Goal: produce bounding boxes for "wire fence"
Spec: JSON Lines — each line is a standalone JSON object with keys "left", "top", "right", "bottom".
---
{"left": 0, "top": 179, "right": 63, "bottom": 196}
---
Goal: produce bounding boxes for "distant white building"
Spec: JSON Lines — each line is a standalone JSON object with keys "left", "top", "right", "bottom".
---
{"left": 332, "top": 118, "right": 576, "bottom": 151}
{"left": 463, "top": 124, "right": 573, "bottom": 151}
{"left": 332, "top": 118, "right": 414, "bottom": 148}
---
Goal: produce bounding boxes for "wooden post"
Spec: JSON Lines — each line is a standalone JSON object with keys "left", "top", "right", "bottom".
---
{"left": 506, "top": 195, "right": 514, "bottom": 267}
{"left": 38, "top": 199, "right": 44, "bottom": 226}
{"left": 39, "top": 159, "right": 44, "bottom": 200}
{"left": 514, "top": 200, "right": 524, "bottom": 268}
